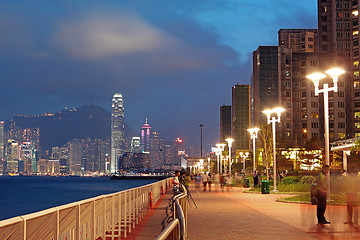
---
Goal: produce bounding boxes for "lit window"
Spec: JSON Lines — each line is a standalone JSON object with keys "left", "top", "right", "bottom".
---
{"left": 338, "top": 133, "right": 346, "bottom": 139}
{"left": 356, "top": 133, "right": 360, "bottom": 137}
{"left": 355, "top": 71, "right": 360, "bottom": 77}
{"left": 356, "top": 122, "right": 360, "bottom": 129}
{"left": 355, "top": 61, "right": 359, "bottom": 67}
{"left": 353, "top": 30, "right": 359, "bottom": 37}
{"left": 353, "top": 10, "right": 359, "bottom": 17}
{"left": 355, "top": 112, "right": 360, "bottom": 118}
{"left": 355, "top": 81, "right": 360, "bottom": 88}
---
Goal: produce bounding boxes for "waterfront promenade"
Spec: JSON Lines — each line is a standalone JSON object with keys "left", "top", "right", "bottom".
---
{"left": 135, "top": 184, "right": 360, "bottom": 239}
{"left": 186, "top": 186, "right": 360, "bottom": 240}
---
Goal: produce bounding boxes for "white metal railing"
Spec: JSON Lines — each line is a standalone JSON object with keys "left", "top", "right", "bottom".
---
{"left": 155, "top": 185, "right": 187, "bottom": 240}
{"left": 0, "top": 178, "right": 172, "bottom": 240}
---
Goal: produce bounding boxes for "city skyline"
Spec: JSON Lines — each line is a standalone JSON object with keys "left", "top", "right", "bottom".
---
{"left": 0, "top": 0, "right": 317, "bottom": 150}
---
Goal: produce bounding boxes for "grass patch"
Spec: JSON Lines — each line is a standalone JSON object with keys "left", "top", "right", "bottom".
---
{"left": 278, "top": 193, "right": 347, "bottom": 205}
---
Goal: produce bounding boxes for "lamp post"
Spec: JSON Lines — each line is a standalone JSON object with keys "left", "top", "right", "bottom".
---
{"left": 208, "top": 157, "right": 211, "bottom": 173}
{"left": 225, "top": 138, "right": 234, "bottom": 176}
{"left": 306, "top": 67, "right": 345, "bottom": 200}
{"left": 216, "top": 143, "right": 225, "bottom": 174}
{"left": 199, "top": 124, "right": 204, "bottom": 158}
{"left": 262, "top": 107, "right": 285, "bottom": 192}
{"left": 247, "top": 128, "right": 260, "bottom": 173}
{"left": 239, "top": 152, "right": 249, "bottom": 173}
{"left": 215, "top": 147, "right": 220, "bottom": 173}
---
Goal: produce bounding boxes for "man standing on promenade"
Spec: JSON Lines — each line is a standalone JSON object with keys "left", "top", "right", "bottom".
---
{"left": 317, "top": 164, "right": 330, "bottom": 224}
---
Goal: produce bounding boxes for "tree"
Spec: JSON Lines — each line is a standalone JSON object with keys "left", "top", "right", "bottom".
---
{"left": 258, "top": 123, "right": 272, "bottom": 180}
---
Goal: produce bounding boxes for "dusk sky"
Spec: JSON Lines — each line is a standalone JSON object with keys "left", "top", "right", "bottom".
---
{"left": 0, "top": 0, "right": 317, "bottom": 151}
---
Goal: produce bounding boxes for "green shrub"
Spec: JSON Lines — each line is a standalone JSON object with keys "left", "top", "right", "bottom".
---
{"left": 301, "top": 175, "right": 316, "bottom": 184}
{"left": 281, "top": 176, "right": 300, "bottom": 185}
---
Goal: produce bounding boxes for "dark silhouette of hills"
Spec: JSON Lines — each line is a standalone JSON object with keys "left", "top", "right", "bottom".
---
{"left": 5, "top": 104, "right": 137, "bottom": 151}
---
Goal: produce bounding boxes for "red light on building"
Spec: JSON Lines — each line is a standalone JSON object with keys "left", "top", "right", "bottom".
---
{"left": 175, "top": 138, "right": 183, "bottom": 143}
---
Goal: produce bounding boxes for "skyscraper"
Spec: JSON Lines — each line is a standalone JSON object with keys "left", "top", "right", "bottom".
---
{"left": 111, "top": 93, "right": 125, "bottom": 173}
{"left": 151, "top": 130, "right": 165, "bottom": 169}
{"left": 141, "top": 118, "right": 151, "bottom": 153}
{"left": 69, "top": 140, "right": 82, "bottom": 175}
{"left": 220, "top": 105, "right": 232, "bottom": 143}
{"left": 0, "top": 121, "right": 4, "bottom": 161}
{"left": 131, "top": 137, "right": 141, "bottom": 153}
{"left": 317, "top": 0, "right": 354, "bottom": 139}
{"left": 232, "top": 85, "right": 251, "bottom": 151}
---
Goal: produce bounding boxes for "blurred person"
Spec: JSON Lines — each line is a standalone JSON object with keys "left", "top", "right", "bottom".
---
{"left": 173, "top": 170, "right": 180, "bottom": 192}
{"left": 344, "top": 170, "right": 359, "bottom": 225}
{"left": 253, "top": 171, "right": 258, "bottom": 187}
{"left": 207, "top": 173, "right": 213, "bottom": 191}
{"left": 194, "top": 173, "right": 201, "bottom": 191}
{"left": 225, "top": 174, "right": 232, "bottom": 191}
{"left": 316, "top": 165, "right": 330, "bottom": 224}
{"left": 213, "top": 173, "right": 220, "bottom": 191}
{"left": 201, "top": 172, "right": 208, "bottom": 191}
{"left": 220, "top": 174, "right": 225, "bottom": 191}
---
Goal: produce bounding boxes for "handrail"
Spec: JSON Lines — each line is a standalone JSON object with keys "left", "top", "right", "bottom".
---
{"left": 0, "top": 177, "right": 172, "bottom": 240}
{"left": 155, "top": 184, "right": 187, "bottom": 240}
{"left": 154, "top": 219, "right": 179, "bottom": 240}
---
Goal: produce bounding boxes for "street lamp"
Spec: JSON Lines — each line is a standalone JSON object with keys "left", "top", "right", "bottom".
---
{"left": 239, "top": 152, "right": 249, "bottom": 173}
{"left": 247, "top": 127, "right": 260, "bottom": 173}
{"left": 225, "top": 138, "right": 234, "bottom": 176}
{"left": 262, "top": 107, "right": 285, "bottom": 192}
{"left": 306, "top": 67, "right": 345, "bottom": 200}
{"left": 216, "top": 143, "right": 226, "bottom": 174}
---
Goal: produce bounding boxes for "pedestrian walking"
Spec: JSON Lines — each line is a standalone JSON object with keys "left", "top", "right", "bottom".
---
{"left": 343, "top": 170, "right": 359, "bottom": 225}
{"left": 316, "top": 165, "right": 330, "bottom": 224}
{"left": 207, "top": 173, "right": 213, "bottom": 191}
{"left": 201, "top": 172, "right": 208, "bottom": 191}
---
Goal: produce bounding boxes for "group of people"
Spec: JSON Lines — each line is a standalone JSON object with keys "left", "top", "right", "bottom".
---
{"left": 175, "top": 172, "right": 235, "bottom": 192}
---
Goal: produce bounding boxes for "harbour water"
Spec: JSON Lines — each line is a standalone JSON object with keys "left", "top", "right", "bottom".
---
{"left": 0, "top": 176, "right": 155, "bottom": 221}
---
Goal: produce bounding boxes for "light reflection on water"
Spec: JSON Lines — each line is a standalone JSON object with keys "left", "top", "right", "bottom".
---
{"left": 0, "top": 176, "right": 154, "bottom": 220}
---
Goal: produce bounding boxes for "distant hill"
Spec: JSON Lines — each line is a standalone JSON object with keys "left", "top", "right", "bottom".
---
{"left": 5, "top": 103, "right": 138, "bottom": 151}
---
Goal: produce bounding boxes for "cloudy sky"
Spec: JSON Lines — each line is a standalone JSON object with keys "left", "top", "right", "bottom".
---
{"left": 0, "top": 0, "right": 317, "bottom": 152}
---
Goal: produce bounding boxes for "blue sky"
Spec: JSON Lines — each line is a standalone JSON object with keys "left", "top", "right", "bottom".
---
{"left": 0, "top": 0, "right": 317, "bottom": 151}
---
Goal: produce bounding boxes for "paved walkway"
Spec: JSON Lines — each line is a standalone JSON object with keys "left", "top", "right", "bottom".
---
{"left": 187, "top": 186, "right": 360, "bottom": 240}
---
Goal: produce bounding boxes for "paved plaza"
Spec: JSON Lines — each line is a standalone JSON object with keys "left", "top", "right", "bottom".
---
{"left": 131, "top": 185, "right": 360, "bottom": 239}
{"left": 187, "top": 187, "right": 360, "bottom": 240}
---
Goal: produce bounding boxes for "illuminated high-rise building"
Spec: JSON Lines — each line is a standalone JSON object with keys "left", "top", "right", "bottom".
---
{"left": 111, "top": 93, "right": 125, "bottom": 173}
{"left": 0, "top": 121, "right": 4, "bottom": 161}
{"left": 232, "top": 84, "right": 251, "bottom": 152}
{"left": 5, "top": 139, "right": 19, "bottom": 174}
{"left": 141, "top": 118, "right": 152, "bottom": 153}
{"left": 131, "top": 137, "right": 141, "bottom": 153}
{"left": 220, "top": 105, "right": 232, "bottom": 144}
{"left": 69, "top": 140, "right": 82, "bottom": 175}
{"left": 151, "top": 130, "right": 165, "bottom": 169}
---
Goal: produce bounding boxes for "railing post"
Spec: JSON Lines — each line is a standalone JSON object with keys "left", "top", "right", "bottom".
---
{"left": 76, "top": 204, "right": 80, "bottom": 240}
{"left": 103, "top": 196, "right": 106, "bottom": 240}
{"left": 92, "top": 200, "right": 95, "bottom": 240}
{"left": 124, "top": 191, "right": 127, "bottom": 238}
{"left": 55, "top": 209, "right": 59, "bottom": 240}
{"left": 112, "top": 194, "right": 115, "bottom": 240}
{"left": 118, "top": 194, "right": 122, "bottom": 240}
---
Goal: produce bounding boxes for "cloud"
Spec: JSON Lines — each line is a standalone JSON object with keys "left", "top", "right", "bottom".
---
{"left": 52, "top": 12, "right": 180, "bottom": 59}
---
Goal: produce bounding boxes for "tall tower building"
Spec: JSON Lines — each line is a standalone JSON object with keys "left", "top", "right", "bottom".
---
{"left": 151, "top": 130, "right": 165, "bottom": 169}
{"left": 0, "top": 121, "right": 4, "bottom": 161}
{"left": 220, "top": 105, "right": 232, "bottom": 143}
{"left": 141, "top": 118, "right": 152, "bottom": 153}
{"left": 252, "top": 46, "right": 293, "bottom": 145}
{"left": 131, "top": 137, "right": 141, "bottom": 153}
{"left": 69, "top": 140, "right": 82, "bottom": 175}
{"left": 317, "top": 0, "right": 354, "bottom": 139}
{"left": 111, "top": 93, "right": 125, "bottom": 173}
{"left": 232, "top": 85, "right": 251, "bottom": 151}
